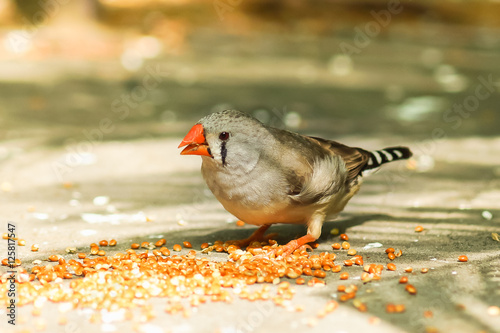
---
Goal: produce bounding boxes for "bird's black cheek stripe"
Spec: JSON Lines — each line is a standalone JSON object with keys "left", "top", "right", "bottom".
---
{"left": 221, "top": 142, "right": 227, "bottom": 166}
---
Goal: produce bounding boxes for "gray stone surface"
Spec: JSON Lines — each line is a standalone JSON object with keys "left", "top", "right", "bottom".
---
{"left": 0, "top": 134, "right": 499, "bottom": 333}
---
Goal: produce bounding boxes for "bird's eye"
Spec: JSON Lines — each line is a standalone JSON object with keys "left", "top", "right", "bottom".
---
{"left": 219, "top": 132, "right": 230, "bottom": 141}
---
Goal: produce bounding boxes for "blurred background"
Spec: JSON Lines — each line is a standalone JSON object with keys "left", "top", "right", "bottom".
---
{"left": 0, "top": 0, "right": 499, "bottom": 203}
{"left": 1, "top": 0, "right": 499, "bottom": 145}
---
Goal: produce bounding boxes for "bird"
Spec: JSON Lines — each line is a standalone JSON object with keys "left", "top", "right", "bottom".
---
{"left": 178, "top": 110, "right": 412, "bottom": 257}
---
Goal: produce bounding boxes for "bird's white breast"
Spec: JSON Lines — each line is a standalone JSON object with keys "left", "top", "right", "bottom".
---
{"left": 201, "top": 157, "right": 312, "bottom": 226}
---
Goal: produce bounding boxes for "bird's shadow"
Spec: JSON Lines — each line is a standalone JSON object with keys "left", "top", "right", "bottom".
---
{"left": 185, "top": 213, "right": 386, "bottom": 246}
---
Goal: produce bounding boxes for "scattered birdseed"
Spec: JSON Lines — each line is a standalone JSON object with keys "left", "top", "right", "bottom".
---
{"left": 331, "top": 243, "right": 341, "bottom": 250}
{"left": 18, "top": 239, "right": 26, "bottom": 246}
{"left": 160, "top": 247, "right": 170, "bottom": 256}
{"left": 386, "top": 303, "right": 406, "bottom": 313}
{"left": 31, "top": 244, "right": 39, "bottom": 252}
{"left": 340, "top": 234, "right": 349, "bottom": 241}
{"left": 154, "top": 239, "right": 166, "bottom": 247}
{"left": 458, "top": 255, "right": 468, "bottom": 262}
{"left": 307, "top": 278, "right": 326, "bottom": 287}
{"left": 99, "top": 240, "right": 109, "bottom": 246}
{"left": 183, "top": 241, "right": 192, "bottom": 248}
{"left": 415, "top": 226, "right": 424, "bottom": 232}
{"left": 296, "top": 278, "right": 305, "bottom": 285}
{"left": 313, "top": 270, "right": 326, "bottom": 278}
{"left": 421, "top": 268, "right": 429, "bottom": 274}
{"left": 405, "top": 284, "right": 417, "bottom": 295}
{"left": 330, "top": 228, "right": 339, "bottom": 236}
{"left": 353, "top": 299, "right": 367, "bottom": 312}
{"left": 491, "top": 233, "right": 499, "bottom": 242}
{"left": 236, "top": 220, "right": 245, "bottom": 227}
{"left": 0, "top": 230, "right": 459, "bottom": 328}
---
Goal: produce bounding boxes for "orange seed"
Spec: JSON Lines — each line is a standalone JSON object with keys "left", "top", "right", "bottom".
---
{"left": 405, "top": 284, "right": 417, "bottom": 295}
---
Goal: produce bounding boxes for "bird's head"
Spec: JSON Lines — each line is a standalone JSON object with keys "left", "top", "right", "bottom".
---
{"left": 178, "top": 110, "right": 267, "bottom": 168}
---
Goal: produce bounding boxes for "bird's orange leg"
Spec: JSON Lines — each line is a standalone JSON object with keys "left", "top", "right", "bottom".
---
{"left": 227, "top": 224, "right": 272, "bottom": 248}
{"left": 276, "top": 234, "right": 317, "bottom": 258}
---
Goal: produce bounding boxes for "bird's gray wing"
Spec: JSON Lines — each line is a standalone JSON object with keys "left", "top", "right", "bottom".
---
{"left": 306, "top": 136, "right": 372, "bottom": 185}
{"left": 265, "top": 128, "right": 370, "bottom": 205}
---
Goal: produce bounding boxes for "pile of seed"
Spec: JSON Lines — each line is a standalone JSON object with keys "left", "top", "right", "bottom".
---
{"left": 0, "top": 233, "right": 473, "bottom": 327}
{"left": 0, "top": 239, "right": 344, "bottom": 317}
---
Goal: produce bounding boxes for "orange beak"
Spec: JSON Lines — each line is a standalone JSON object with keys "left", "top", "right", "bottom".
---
{"left": 178, "top": 124, "right": 212, "bottom": 157}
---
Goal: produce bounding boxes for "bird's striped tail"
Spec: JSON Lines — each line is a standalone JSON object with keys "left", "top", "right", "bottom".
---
{"left": 364, "top": 146, "right": 412, "bottom": 171}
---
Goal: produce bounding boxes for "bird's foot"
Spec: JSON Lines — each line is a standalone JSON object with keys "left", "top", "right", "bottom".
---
{"left": 253, "top": 234, "right": 317, "bottom": 260}
{"left": 297, "top": 244, "right": 313, "bottom": 252}
{"left": 225, "top": 224, "right": 272, "bottom": 248}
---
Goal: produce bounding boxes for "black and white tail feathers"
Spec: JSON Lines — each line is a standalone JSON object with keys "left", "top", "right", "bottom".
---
{"left": 363, "top": 147, "right": 412, "bottom": 171}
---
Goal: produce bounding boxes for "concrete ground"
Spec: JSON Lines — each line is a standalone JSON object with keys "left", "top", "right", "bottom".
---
{"left": 0, "top": 134, "right": 499, "bottom": 333}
